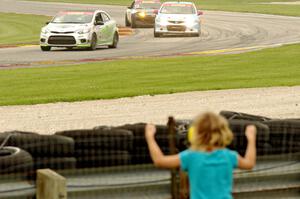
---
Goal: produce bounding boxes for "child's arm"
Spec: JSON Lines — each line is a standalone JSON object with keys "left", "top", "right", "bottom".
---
{"left": 145, "top": 124, "right": 180, "bottom": 169}
{"left": 238, "top": 125, "right": 257, "bottom": 170}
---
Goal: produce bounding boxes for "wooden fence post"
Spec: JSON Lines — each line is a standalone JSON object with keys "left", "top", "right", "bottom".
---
{"left": 168, "top": 117, "right": 179, "bottom": 199}
{"left": 37, "top": 169, "right": 67, "bottom": 199}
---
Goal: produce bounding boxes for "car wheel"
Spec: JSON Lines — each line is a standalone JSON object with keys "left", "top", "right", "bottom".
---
{"left": 125, "top": 14, "right": 130, "bottom": 27}
{"left": 131, "top": 15, "right": 137, "bottom": 28}
{"left": 108, "top": 32, "right": 119, "bottom": 49}
{"left": 40, "top": 46, "right": 51, "bottom": 51}
{"left": 88, "top": 33, "right": 97, "bottom": 51}
{"left": 154, "top": 30, "right": 161, "bottom": 38}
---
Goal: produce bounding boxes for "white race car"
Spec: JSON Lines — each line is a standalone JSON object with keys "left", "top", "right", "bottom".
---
{"left": 154, "top": 2, "right": 203, "bottom": 37}
{"left": 40, "top": 10, "right": 119, "bottom": 51}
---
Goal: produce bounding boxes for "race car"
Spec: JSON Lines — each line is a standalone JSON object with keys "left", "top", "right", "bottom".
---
{"left": 40, "top": 10, "right": 119, "bottom": 51}
{"left": 125, "top": 0, "right": 162, "bottom": 28}
{"left": 154, "top": 1, "right": 203, "bottom": 37}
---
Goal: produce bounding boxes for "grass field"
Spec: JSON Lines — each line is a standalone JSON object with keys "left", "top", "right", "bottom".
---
{"left": 29, "top": 0, "right": 300, "bottom": 16}
{"left": 0, "top": 13, "right": 50, "bottom": 45}
{"left": 0, "top": 44, "right": 299, "bottom": 106}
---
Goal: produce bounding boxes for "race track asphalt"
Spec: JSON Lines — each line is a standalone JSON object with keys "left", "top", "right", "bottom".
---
{"left": 1, "top": 0, "right": 300, "bottom": 67}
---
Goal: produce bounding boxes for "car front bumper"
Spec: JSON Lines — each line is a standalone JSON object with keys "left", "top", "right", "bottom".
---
{"left": 134, "top": 14, "right": 156, "bottom": 25}
{"left": 40, "top": 32, "right": 92, "bottom": 47}
{"left": 155, "top": 22, "right": 200, "bottom": 34}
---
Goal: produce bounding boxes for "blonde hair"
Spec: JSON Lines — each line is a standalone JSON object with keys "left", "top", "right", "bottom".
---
{"left": 190, "top": 112, "right": 233, "bottom": 151}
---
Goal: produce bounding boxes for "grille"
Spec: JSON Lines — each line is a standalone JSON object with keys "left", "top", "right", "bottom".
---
{"left": 168, "top": 21, "right": 184, "bottom": 24}
{"left": 48, "top": 36, "right": 76, "bottom": 45}
{"left": 51, "top": 31, "right": 74, "bottom": 34}
{"left": 167, "top": 25, "right": 186, "bottom": 32}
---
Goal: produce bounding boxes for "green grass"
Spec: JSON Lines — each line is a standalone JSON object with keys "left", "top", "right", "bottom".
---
{"left": 28, "top": 0, "right": 300, "bottom": 16}
{"left": 0, "top": 13, "right": 50, "bottom": 45}
{"left": 0, "top": 44, "right": 300, "bottom": 106}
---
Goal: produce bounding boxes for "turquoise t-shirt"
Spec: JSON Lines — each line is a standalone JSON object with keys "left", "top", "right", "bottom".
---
{"left": 179, "top": 149, "right": 238, "bottom": 199}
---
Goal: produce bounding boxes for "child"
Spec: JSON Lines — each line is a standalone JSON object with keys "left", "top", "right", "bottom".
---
{"left": 145, "top": 112, "right": 257, "bottom": 199}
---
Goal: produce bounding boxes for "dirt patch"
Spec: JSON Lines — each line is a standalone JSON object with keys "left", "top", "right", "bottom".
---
{"left": 0, "top": 86, "right": 299, "bottom": 135}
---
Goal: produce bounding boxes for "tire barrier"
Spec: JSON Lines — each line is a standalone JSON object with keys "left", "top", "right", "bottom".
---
{"left": 263, "top": 119, "right": 300, "bottom": 154}
{"left": 116, "top": 123, "right": 173, "bottom": 164}
{"left": 0, "top": 146, "right": 33, "bottom": 179}
{"left": 0, "top": 131, "right": 75, "bottom": 157}
{"left": 57, "top": 127, "right": 134, "bottom": 151}
{"left": 56, "top": 127, "right": 134, "bottom": 168}
{"left": 220, "top": 111, "right": 271, "bottom": 122}
{"left": 76, "top": 151, "right": 131, "bottom": 168}
{"left": 0, "top": 111, "right": 298, "bottom": 174}
{"left": 34, "top": 157, "right": 76, "bottom": 171}
{"left": 227, "top": 120, "right": 271, "bottom": 156}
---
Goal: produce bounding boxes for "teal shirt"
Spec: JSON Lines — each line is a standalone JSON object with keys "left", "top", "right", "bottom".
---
{"left": 179, "top": 149, "right": 238, "bottom": 199}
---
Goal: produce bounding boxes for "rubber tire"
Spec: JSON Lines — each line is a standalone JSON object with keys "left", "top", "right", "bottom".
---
{"left": 34, "top": 157, "right": 76, "bottom": 170}
{"left": 108, "top": 32, "right": 119, "bottom": 48}
{"left": 76, "top": 150, "right": 131, "bottom": 168}
{"left": 154, "top": 30, "right": 161, "bottom": 38}
{"left": 40, "top": 46, "right": 51, "bottom": 51}
{"left": 220, "top": 111, "right": 271, "bottom": 122}
{"left": 0, "top": 131, "right": 75, "bottom": 157}
{"left": 88, "top": 33, "right": 97, "bottom": 51}
{"left": 125, "top": 14, "right": 130, "bottom": 27}
{"left": 56, "top": 127, "right": 134, "bottom": 151}
{"left": 192, "top": 32, "right": 200, "bottom": 37}
{"left": 131, "top": 15, "right": 137, "bottom": 28}
{"left": 227, "top": 120, "right": 270, "bottom": 156}
{"left": 263, "top": 119, "right": 300, "bottom": 154}
{"left": 0, "top": 147, "right": 33, "bottom": 178}
{"left": 116, "top": 123, "right": 169, "bottom": 148}
{"left": 131, "top": 146, "right": 170, "bottom": 164}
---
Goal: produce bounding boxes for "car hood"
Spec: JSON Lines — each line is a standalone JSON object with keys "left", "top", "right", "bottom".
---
{"left": 134, "top": 8, "right": 157, "bottom": 14}
{"left": 46, "top": 23, "right": 91, "bottom": 32}
{"left": 157, "top": 14, "right": 197, "bottom": 21}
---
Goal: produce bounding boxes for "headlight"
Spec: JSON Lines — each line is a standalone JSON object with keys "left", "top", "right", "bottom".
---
{"left": 77, "top": 28, "right": 91, "bottom": 34}
{"left": 137, "top": 12, "right": 146, "bottom": 18}
{"left": 185, "top": 19, "right": 199, "bottom": 27}
{"left": 41, "top": 28, "right": 50, "bottom": 34}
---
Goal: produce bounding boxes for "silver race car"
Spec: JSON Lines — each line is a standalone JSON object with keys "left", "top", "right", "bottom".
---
{"left": 125, "top": 0, "right": 161, "bottom": 28}
{"left": 40, "top": 10, "right": 119, "bottom": 51}
{"left": 154, "top": 1, "right": 203, "bottom": 37}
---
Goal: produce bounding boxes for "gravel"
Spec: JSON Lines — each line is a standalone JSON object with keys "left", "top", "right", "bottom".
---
{"left": 0, "top": 86, "right": 299, "bottom": 135}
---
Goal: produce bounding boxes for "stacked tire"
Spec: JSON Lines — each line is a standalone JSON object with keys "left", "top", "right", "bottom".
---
{"left": 221, "top": 111, "right": 300, "bottom": 156}
{"left": 227, "top": 120, "right": 271, "bottom": 156}
{"left": 262, "top": 119, "right": 300, "bottom": 155}
{"left": 117, "top": 123, "right": 171, "bottom": 164}
{"left": 0, "top": 131, "right": 76, "bottom": 175}
{"left": 0, "top": 146, "right": 33, "bottom": 180}
{"left": 56, "top": 127, "right": 133, "bottom": 168}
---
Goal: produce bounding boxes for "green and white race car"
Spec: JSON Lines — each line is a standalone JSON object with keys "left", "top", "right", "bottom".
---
{"left": 40, "top": 10, "right": 119, "bottom": 51}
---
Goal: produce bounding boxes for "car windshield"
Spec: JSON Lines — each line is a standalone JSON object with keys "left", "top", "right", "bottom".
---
{"left": 135, "top": 3, "right": 161, "bottom": 9}
{"left": 52, "top": 12, "right": 94, "bottom": 24}
{"left": 160, "top": 4, "right": 195, "bottom": 14}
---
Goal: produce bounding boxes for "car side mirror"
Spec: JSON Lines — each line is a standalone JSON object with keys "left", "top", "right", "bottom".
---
{"left": 197, "top": 11, "right": 203, "bottom": 16}
{"left": 153, "top": 9, "right": 158, "bottom": 14}
{"left": 95, "top": 21, "right": 104, "bottom": 26}
{"left": 128, "top": 6, "right": 131, "bottom": 9}
{"left": 45, "top": 21, "right": 50, "bottom": 25}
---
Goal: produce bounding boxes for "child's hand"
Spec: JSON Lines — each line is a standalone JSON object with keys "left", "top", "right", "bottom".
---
{"left": 145, "top": 124, "right": 157, "bottom": 139}
{"left": 245, "top": 125, "right": 257, "bottom": 143}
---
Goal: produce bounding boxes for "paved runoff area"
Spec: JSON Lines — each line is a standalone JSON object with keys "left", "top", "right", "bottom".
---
{"left": 0, "top": 86, "right": 299, "bottom": 134}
